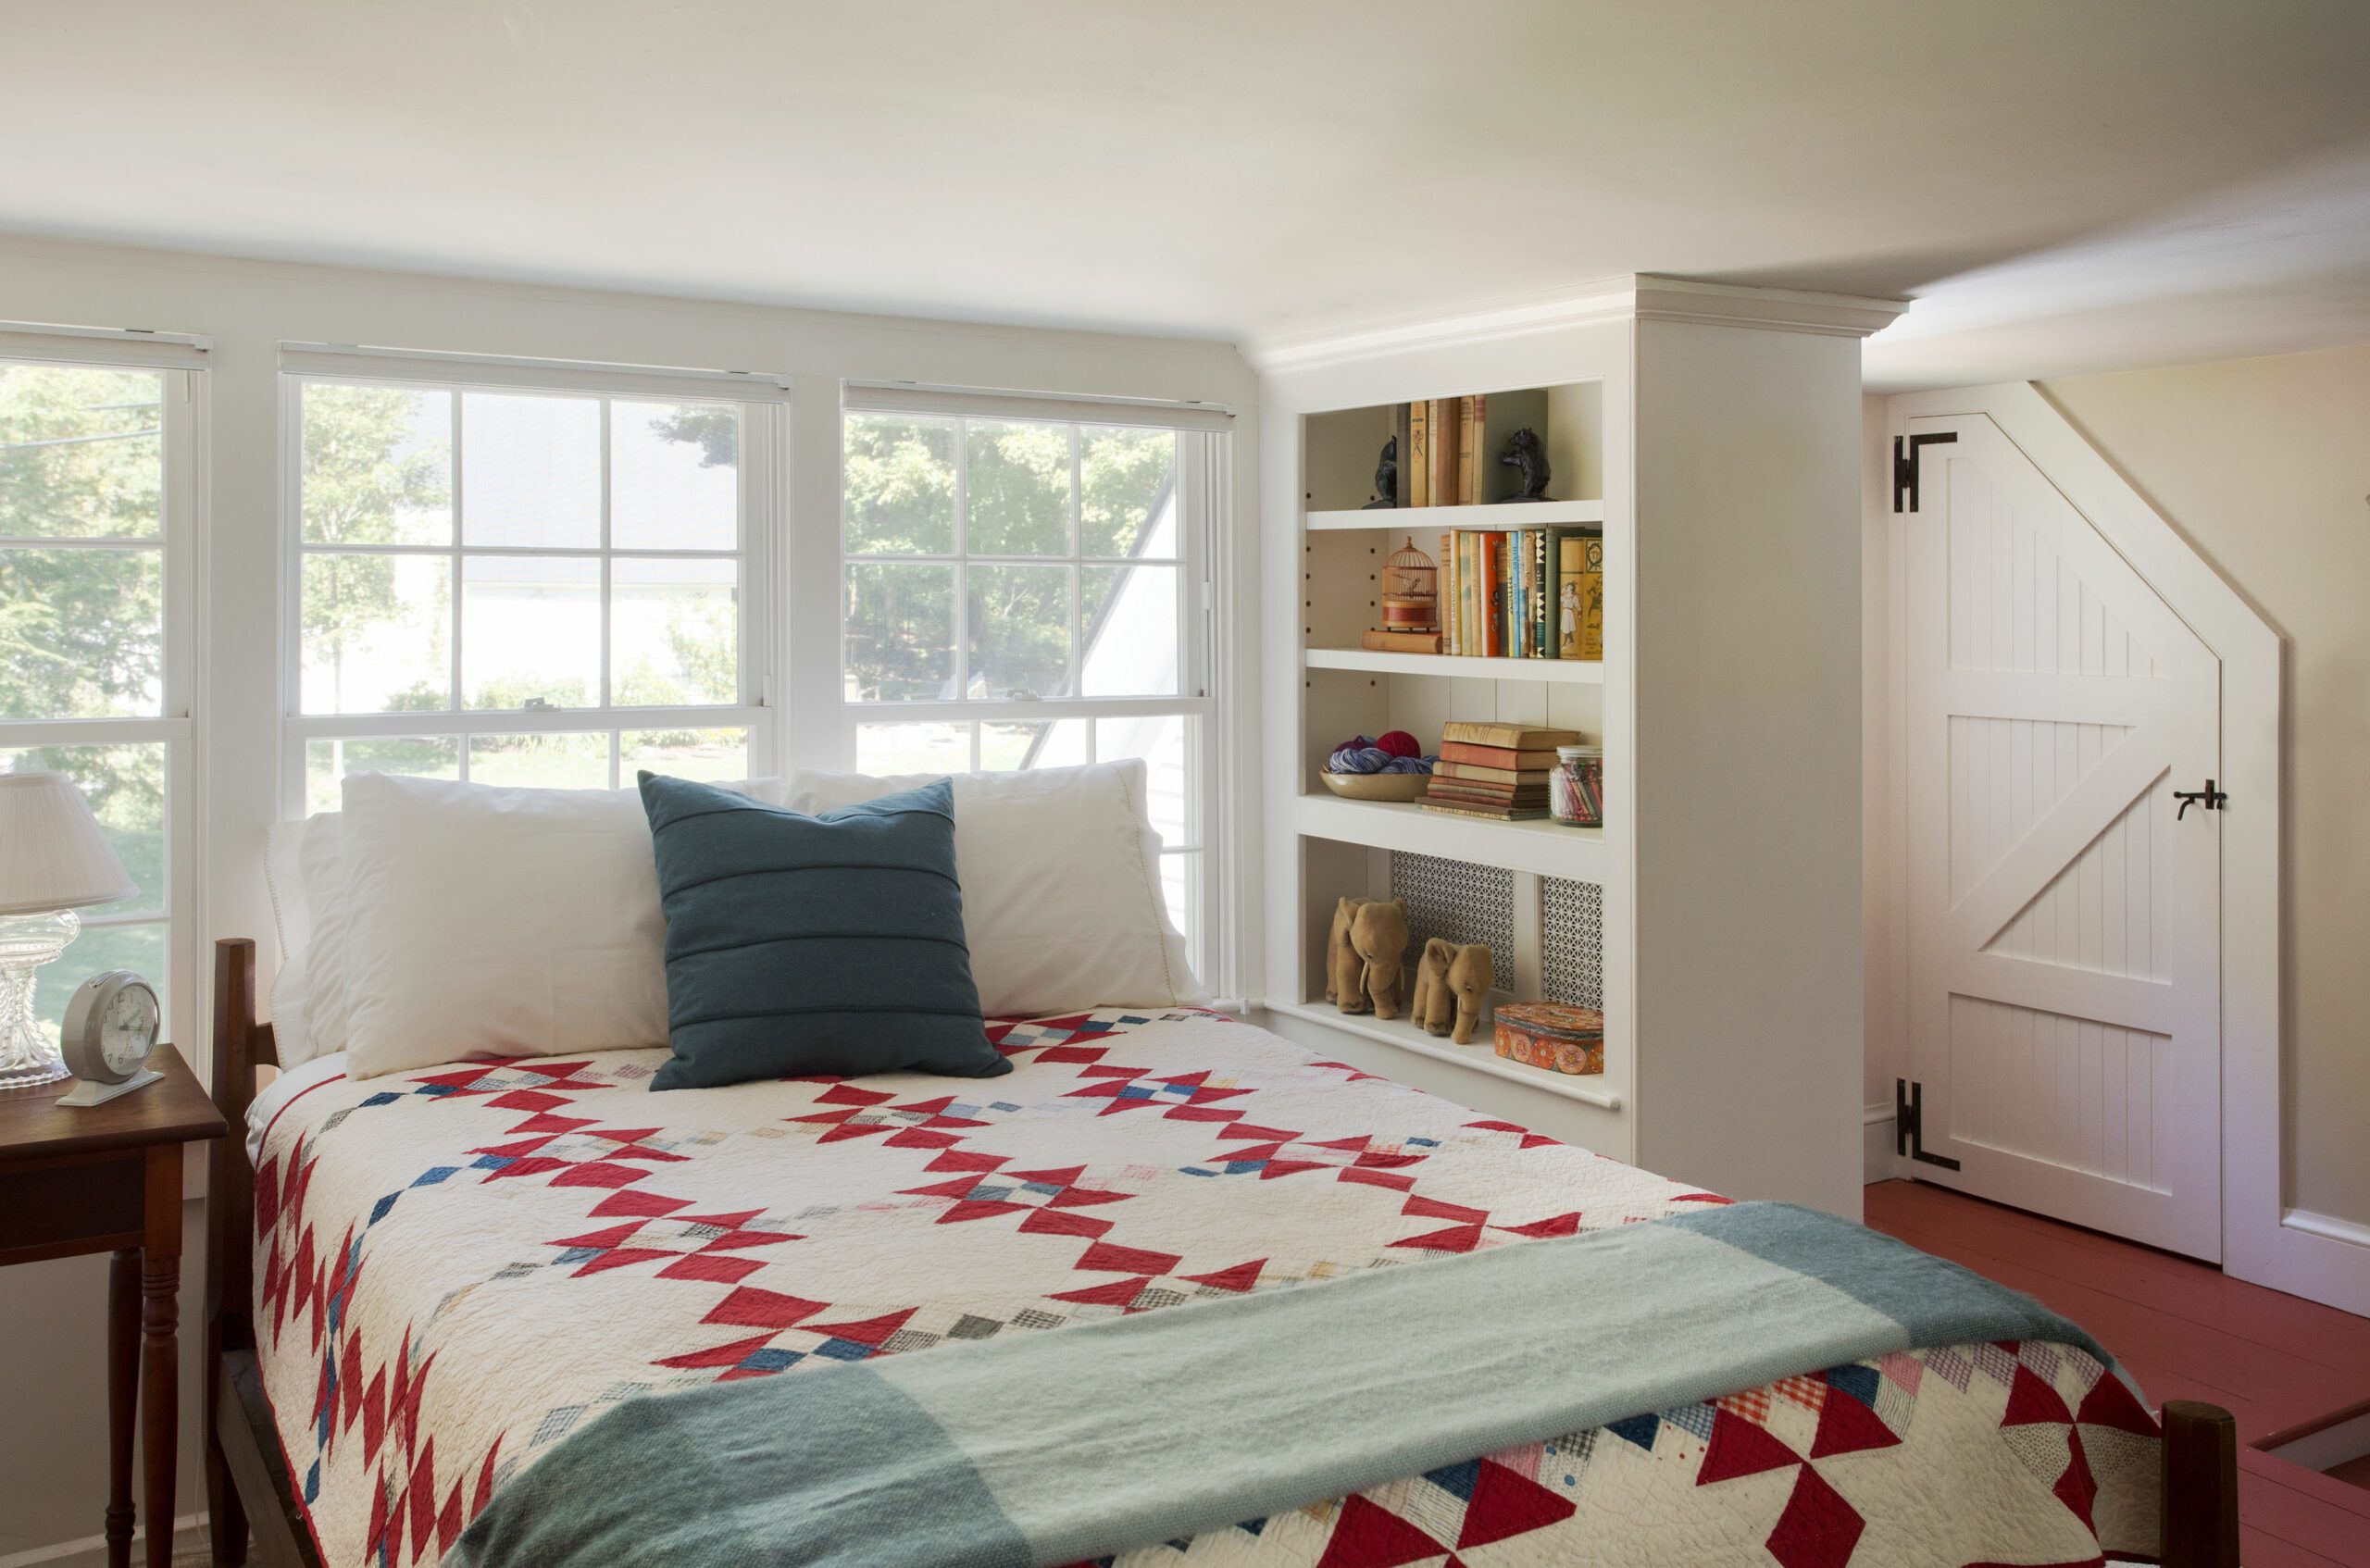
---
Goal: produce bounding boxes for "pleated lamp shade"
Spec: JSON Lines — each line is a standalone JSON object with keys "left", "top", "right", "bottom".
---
{"left": 0, "top": 772, "right": 139, "bottom": 915}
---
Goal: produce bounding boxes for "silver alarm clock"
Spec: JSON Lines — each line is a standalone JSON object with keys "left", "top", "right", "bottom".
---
{"left": 57, "top": 969, "right": 163, "bottom": 1106}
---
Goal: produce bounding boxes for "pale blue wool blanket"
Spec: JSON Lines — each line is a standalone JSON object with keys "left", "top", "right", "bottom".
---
{"left": 446, "top": 1201, "right": 2119, "bottom": 1568}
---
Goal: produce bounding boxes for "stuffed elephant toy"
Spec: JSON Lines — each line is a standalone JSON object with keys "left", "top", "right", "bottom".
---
{"left": 1412, "top": 937, "right": 1494, "bottom": 1043}
{"left": 1324, "top": 896, "right": 1370, "bottom": 1010}
{"left": 1349, "top": 899, "right": 1412, "bottom": 1019}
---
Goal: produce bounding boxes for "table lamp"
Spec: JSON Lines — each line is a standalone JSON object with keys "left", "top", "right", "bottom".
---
{"left": 0, "top": 772, "right": 140, "bottom": 1089}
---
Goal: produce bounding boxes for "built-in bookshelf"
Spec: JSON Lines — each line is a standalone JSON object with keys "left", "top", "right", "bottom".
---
{"left": 1254, "top": 275, "right": 1901, "bottom": 1214}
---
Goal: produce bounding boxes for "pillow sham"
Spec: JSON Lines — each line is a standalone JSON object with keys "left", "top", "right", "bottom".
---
{"left": 784, "top": 758, "right": 1203, "bottom": 1018}
{"left": 638, "top": 773, "right": 1006, "bottom": 1089}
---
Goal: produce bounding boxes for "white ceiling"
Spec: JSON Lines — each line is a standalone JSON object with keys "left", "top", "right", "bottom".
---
{"left": 4, "top": 1, "right": 2367, "bottom": 386}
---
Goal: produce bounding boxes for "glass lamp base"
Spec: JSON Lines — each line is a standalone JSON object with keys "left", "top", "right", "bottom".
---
{"left": 0, "top": 909, "right": 78, "bottom": 1091}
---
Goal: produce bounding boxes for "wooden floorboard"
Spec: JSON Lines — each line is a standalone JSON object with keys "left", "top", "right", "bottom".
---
{"left": 1864, "top": 1179, "right": 2370, "bottom": 1564}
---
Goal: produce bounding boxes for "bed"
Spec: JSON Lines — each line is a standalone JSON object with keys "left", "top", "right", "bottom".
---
{"left": 200, "top": 938, "right": 2239, "bottom": 1568}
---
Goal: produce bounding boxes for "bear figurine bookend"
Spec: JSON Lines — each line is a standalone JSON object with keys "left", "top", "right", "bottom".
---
{"left": 1412, "top": 937, "right": 1494, "bottom": 1043}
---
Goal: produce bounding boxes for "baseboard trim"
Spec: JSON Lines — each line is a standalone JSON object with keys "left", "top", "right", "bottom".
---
{"left": 0, "top": 1514, "right": 206, "bottom": 1568}
{"left": 1863, "top": 1102, "right": 1896, "bottom": 1185}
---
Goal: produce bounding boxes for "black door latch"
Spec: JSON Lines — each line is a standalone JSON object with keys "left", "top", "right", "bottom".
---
{"left": 2173, "top": 779, "right": 2228, "bottom": 820}
{"left": 1892, "top": 431, "right": 1958, "bottom": 514}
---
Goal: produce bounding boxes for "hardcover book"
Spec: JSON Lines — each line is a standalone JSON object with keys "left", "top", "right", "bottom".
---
{"left": 1439, "top": 740, "right": 1569, "bottom": 770}
{"left": 1559, "top": 532, "right": 1604, "bottom": 660}
{"left": 1441, "top": 722, "right": 1583, "bottom": 748}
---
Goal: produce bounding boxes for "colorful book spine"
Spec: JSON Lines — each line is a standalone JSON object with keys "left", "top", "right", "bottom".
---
{"left": 1439, "top": 531, "right": 1458, "bottom": 656}
{"left": 1408, "top": 401, "right": 1429, "bottom": 507}
{"left": 1457, "top": 397, "right": 1478, "bottom": 504}
{"left": 1461, "top": 395, "right": 1483, "bottom": 505}
{"left": 1529, "top": 529, "right": 1550, "bottom": 659}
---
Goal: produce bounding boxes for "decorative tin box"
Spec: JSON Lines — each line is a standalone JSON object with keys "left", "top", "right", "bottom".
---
{"left": 1493, "top": 1001, "right": 1604, "bottom": 1076}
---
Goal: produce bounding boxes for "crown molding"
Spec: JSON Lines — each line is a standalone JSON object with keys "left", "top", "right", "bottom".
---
{"left": 1243, "top": 274, "right": 1909, "bottom": 376}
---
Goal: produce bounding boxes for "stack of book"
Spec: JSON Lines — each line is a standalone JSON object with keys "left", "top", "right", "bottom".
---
{"left": 1438, "top": 526, "right": 1602, "bottom": 660}
{"left": 1419, "top": 722, "right": 1584, "bottom": 821}
{"left": 1389, "top": 391, "right": 1545, "bottom": 507}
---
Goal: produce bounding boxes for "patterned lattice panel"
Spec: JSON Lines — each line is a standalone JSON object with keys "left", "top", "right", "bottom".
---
{"left": 1542, "top": 877, "right": 1604, "bottom": 1009}
{"left": 1389, "top": 852, "right": 1515, "bottom": 992}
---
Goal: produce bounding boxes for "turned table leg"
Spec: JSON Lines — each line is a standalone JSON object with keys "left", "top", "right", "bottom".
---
{"left": 142, "top": 1146, "right": 181, "bottom": 1568}
{"left": 107, "top": 1248, "right": 138, "bottom": 1568}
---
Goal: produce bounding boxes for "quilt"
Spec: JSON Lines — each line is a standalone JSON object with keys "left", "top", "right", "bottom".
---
{"left": 250, "top": 1008, "right": 2163, "bottom": 1567}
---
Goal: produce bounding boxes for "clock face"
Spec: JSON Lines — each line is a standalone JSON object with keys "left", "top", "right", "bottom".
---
{"left": 100, "top": 982, "right": 158, "bottom": 1075}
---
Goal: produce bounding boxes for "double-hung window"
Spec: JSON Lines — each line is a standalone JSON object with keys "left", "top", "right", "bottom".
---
{"left": 0, "top": 333, "right": 201, "bottom": 1043}
{"left": 835, "top": 387, "right": 1230, "bottom": 977}
{"left": 283, "top": 353, "right": 783, "bottom": 810}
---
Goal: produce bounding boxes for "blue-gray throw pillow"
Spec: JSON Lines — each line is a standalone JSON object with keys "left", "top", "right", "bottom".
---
{"left": 637, "top": 772, "right": 1008, "bottom": 1089}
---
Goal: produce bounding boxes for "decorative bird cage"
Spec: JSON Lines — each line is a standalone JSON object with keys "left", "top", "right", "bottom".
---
{"left": 1380, "top": 537, "right": 1439, "bottom": 634}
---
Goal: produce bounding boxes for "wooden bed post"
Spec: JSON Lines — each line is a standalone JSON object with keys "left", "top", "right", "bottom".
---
{"left": 2159, "top": 1399, "right": 2239, "bottom": 1568}
{"left": 206, "top": 938, "right": 263, "bottom": 1567}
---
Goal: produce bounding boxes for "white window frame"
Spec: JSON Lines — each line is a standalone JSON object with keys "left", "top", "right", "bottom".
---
{"left": 0, "top": 329, "right": 206, "bottom": 1048}
{"left": 277, "top": 351, "right": 789, "bottom": 811}
{"left": 830, "top": 387, "right": 1230, "bottom": 976}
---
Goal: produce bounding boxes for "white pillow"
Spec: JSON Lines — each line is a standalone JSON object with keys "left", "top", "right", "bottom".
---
{"left": 786, "top": 759, "right": 1203, "bottom": 1018}
{"left": 339, "top": 774, "right": 674, "bottom": 1076}
{"left": 264, "top": 812, "right": 352, "bottom": 1069}
{"left": 274, "top": 777, "right": 786, "bottom": 1076}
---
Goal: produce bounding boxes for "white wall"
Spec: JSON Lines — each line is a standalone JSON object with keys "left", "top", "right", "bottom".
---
{"left": 1862, "top": 342, "right": 2370, "bottom": 1232}
{"left": 0, "top": 232, "right": 1258, "bottom": 1559}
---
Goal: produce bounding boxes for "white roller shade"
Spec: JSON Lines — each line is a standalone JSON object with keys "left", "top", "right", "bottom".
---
{"left": 0, "top": 322, "right": 209, "bottom": 368}
{"left": 281, "top": 343, "right": 793, "bottom": 402}
{"left": 843, "top": 381, "right": 1234, "bottom": 432}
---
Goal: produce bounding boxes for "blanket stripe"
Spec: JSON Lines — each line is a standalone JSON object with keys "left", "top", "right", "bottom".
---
{"left": 445, "top": 1202, "right": 2134, "bottom": 1568}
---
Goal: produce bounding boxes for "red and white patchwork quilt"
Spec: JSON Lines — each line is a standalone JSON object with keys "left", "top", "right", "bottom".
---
{"left": 252, "top": 1008, "right": 2160, "bottom": 1567}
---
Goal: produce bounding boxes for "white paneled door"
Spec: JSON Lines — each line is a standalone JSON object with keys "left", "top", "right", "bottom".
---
{"left": 1902, "top": 413, "right": 2222, "bottom": 1260}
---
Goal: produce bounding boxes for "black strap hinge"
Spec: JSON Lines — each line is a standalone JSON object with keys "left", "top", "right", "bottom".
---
{"left": 1892, "top": 431, "right": 1957, "bottom": 514}
{"left": 1894, "top": 1078, "right": 1963, "bottom": 1171}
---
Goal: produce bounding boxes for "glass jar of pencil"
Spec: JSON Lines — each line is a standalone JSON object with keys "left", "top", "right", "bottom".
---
{"left": 1551, "top": 745, "right": 1603, "bottom": 828}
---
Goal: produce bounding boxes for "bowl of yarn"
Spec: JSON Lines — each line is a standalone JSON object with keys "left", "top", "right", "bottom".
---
{"left": 1319, "top": 730, "right": 1436, "bottom": 802}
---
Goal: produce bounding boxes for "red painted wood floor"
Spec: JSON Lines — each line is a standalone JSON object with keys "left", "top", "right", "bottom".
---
{"left": 1865, "top": 1179, "right": 2370, "bottom": 1567}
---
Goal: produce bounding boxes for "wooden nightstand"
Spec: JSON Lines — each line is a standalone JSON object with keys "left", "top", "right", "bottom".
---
{"left": 0, "top": 1048, "right": 227, "bottom": 1568}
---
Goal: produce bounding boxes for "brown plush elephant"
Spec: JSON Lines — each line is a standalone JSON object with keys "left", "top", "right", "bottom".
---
{"left": 1325, "top": 896, "right": 1371, "bottom": 1011}
{"left": 1411, "top": 937, "right": 1494, "bottom": 1042}
{"left": 1349, "top": 899, "right": 1412, "bottom": 1019}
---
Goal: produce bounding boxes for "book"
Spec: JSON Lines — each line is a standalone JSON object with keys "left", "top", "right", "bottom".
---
{"left": 1432, "top": 398, "right": 1457, "bottom": 510}
{"left": 1484, "top": 532, "right": 1507, "bottom": 656}
{"left": 1474, "top": 389, "right": 1550, "bottom": 504}
{"left": 1358, "top": 628, "right": 1444, "bottom": 654}
{"left": 1440, "top": 740, "right": 1570, "bottom": 770}
{"left": 1441, "top": 721, "right": 1583, "bottom": 747}
{"left": 1418, "top": 798, "right": 1552, "bottom": 822}
{"left": 1509, "top": 525, "right": 1527, "bottom": 656}
{"left": 1558, "top": 532, "right": 1604, "bottom": 660}
{"left": 1450, "top": 395, "right": 1469, "bottom": 506}
{"left": 1434, "top": 760, "right": 1551, "bottom": 784}
{"left": 1425, "top": 783, "right": 1550, "bottom": 805}
{"left": 1408, "top": 400, "right": 1429, "bottom": 508}
{"left": 1529, "top": 529, "right": 1551, "bottom": 658}
{"left": 1437, "top": 531, "right": 1457, "bottom": 656}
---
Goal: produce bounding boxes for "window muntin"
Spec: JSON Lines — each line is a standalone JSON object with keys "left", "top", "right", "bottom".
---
{"left": 840, "top": 405, "right": 1214, "bottom": 973}
{"left": 0, "top": 356, "right": 191, "bottom": 1044}
{"left": 289, "top": 377, "right": 774, "bottom": 799}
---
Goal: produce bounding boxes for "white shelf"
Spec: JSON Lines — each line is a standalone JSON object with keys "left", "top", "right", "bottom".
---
{"left": 1305, "top": 648, "right": 1605, "bottom": 683}
{"left": 1305, "top": 500, "right": 1604, "bottom": 531}
{"left": 1261, "top": 998, "right": 1622, "bottom": 1111}
{"left": 1294, "top": 792, "right": 1606, "bottom": 883}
